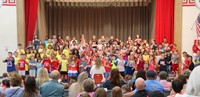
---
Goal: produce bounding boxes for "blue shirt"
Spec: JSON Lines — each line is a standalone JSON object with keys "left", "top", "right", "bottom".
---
{"left": 29, "top": 60, "right": 37, "bottom": 70}
{"left": 40, "top": 80, "right": 64, "bottom": 97}
{"left": 133, "top": 80, "right": 164, "bottom": 93}
{"left": 5, "top": 57, "right": 15, "bottom": 72}
{"left": 5, "top": 87, "right": 24, "bottom": 97}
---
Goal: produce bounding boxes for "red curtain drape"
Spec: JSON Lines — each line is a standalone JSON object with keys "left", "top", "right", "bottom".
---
{"left": 25, "top": 0, "right": 38, "bottom": 46}
{"left": 155, "top": 0, "right": 174, "bottom": 44}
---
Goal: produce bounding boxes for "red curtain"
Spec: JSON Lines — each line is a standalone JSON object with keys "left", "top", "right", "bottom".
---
{"left": 155, "top": 0, "right": 174, "bottom": 44}
{"left": 25, "top": 0, "right": 38, "bottom": 46}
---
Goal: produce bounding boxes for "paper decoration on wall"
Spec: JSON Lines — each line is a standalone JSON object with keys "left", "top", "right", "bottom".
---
{"left": 2, "top": 0, "right": 16, "bottom": 6}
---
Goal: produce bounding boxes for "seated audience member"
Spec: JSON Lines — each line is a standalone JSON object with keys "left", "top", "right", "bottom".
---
{"left": 93, "top": 88, "right": 107, "bottom": 97}
{"left": 40, "top": 70, "right": 64, "bottom": 97}
{"left": 112, "top": 86, "right": 122, "bottom": 97}
{"left": 180, "top": 66, "right": 200, "bottom": 97}
{"left": 145, "top": 70, "right": 164, "bottom": 93}
{"left": 79, "top": 92, "right": 90, "bottom": 97}
{"left": 36, "top": 68, "right": 49, "bottom": 90}
{"left": 177, "top": 75, "right": 187, "bottom": 92}
{"left": 148, "top": 90, "right": 165, "bottom": 97}
{"left": 121, "top": 84, "right": 132, "bottom": 95}
{"left": 132, "top": 78, "right": 148, "bottom": 97}
{"left": 2, "top": 73, "right": 8, "bottom": 80}
{"left": 182, "top": 69, "right": 191, "bottom": 81}
{"left": 101, "top": 69, "right": 126, "bottom": 90}
{"left": 69, "top": 72, "right": 88, "bottom": 97}
{"left": 77, "top": 78, "right": 95, "bottom": 97}
{"left": 159, "top": 71, "right": 171, "bottom": 91}
{"left": 4, "top": 73, "right": 24, "bottom": 97}
{"left": 168, "top": 79, "right": 184, "bottom": 97}
{"left": 0, "top": 79, "right": 10, "bottom": 96}
{"left": 18, "top": 77, "right": 41, "bottom": 97}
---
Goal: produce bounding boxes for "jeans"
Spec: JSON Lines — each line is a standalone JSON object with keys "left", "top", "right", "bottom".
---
{"left": 166, "top": 65, "right": 171, "bottom": 73}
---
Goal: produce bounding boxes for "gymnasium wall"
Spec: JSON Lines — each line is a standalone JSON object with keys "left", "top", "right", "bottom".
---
{"left": 182, "top": 5, "right": 199, "bottom": 55}
{"left": 0, "top": 1, "right": 17, "bottom": 75}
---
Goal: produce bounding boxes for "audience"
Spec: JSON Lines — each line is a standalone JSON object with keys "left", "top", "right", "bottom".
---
{"left": 101, "top": 69, "right": 126, "bottom": 90}
{"left": 159, "top": 71, "right": 171, "bottom": 91}
{"left": 182, "top": 66, "right": 200, "bottom": 97}
{"left": 4, "top": 73, "right": 24, "bottom": 97}
{"left": 69, "top": 72, "right": 88, "bottom": 97}
{"left": 145, "top": 70, "right": 164, "bottom": 92}
{"left": 131, "top": 78, "right": 148, "bottom": 97}
{"left": 168, "top": 79, "right": 184, "bottom": 97}
{"left": 148, "top": 90, "right": 165, "bottom": 97}
{"left": 93, "top": 88, "right": 107, "bottom": 97}
{"left": 112, "top": 86, "right": 122, "bottom": 97}
{"left": 40, "top": 70, "right": 64, "bottom": 97}
{"left": 17, "top": 77, "right": 41, "bottom": 97}
{"left": 36, "top": 68, "right": 49, "bottom": 89}
{"left": 77, "top": 78, "right": 95, "bottom": 97}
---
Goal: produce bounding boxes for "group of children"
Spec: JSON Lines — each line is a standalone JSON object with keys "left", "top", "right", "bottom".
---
{"left": 3, "top": 34, "right": 182, "bottom": 81}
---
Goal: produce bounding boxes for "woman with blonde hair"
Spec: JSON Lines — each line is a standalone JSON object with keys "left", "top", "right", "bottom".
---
{"left": 36, "top": 67, "right": 49, "bottom": 89}
{"left": 68, "top": 72, "right": 88, "bottom": 97}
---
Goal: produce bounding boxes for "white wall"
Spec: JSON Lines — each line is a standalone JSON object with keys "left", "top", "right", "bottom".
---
{"left": 182, "top": 6, "right": 200, "bottom": 55}
{"left": 0, "top": 6, "right": 17, "bottom": 75}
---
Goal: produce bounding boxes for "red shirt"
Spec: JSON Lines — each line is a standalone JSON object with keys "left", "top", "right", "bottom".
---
{"left": 104, "top": 62, "right": 112, "bottom": 72}
{"left": 193, "top": 45, "right": 199, "bottom": 54}
{"left": 42, "top": 59, "right": 51, "bottom": 71}
{"left": 18, "top": 59, "right": 27, "bottom": 70}
{"left": 51, "top": 60, "right": 60, "bottom": 70}
{"left": 183, "top": 59, "right": 190, "bottom": 71}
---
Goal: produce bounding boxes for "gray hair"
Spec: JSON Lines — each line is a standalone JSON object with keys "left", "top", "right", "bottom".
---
{"left": 186, "top": 66, "right": 200, "bottom": 96}
{"left": 50, "top": 70, "right": 60, "bottom": 80}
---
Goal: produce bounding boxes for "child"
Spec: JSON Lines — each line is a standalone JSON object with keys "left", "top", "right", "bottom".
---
{"left": 29, "top": 56, "right": 37, "bottom": 77}
{"left": 126, "top": 55, "right": 135, "bottom": 75}
{"left": 136, "top": 55, "right": 144, "bottom": 71}
{"left": 36, "top": 58, "right": 43, "bottom": 75}
{"left": 148, "top": 55, "right": 156, "bottom": 71}
{"left": 182, "top": 54, "right": 190, "bottom": 71}
{"left": 111, "top": 55, "right": 118, "bottom": 69}
{"left": 33, "top": 34, "right": 40, "bottom": 50}
{"left": 103, "top": 57, "right": 112, "bottom": 79}
{"left": 14, "top": 52, "right": 20, "bottom": 72}
{"left": 171, "top": 50, "right": 179, "bottom": 73}
{"left": 117, "top": 55, "right": 125, "bottom": 77}
{"left": 62, "top": 45, "right": 70, "bottom": 59}
{"left": 18, "top": 54, "right": 27, "bottom": 76}
{"left": 60, "top": 54, "right": 69, "bottom": 81}
{"left": 15, "top": 43, "right": 25, "bottom": 55}
{"left": 143, "top": 50, "right": 149, "bottom": 71}
{"left": 79, "top": 56, "right": 88, "bottom": 73}
{"left": 68, "top": 57, "right": 78, "bottom": 78}
{"left": 51, "top": 54, "right": 60, "bottom": 71}
{"left": 42, "top": 55, "right": 51, "bottom": 73}
{"left": 158, "top": 53, "right": 167, "bottom": 72}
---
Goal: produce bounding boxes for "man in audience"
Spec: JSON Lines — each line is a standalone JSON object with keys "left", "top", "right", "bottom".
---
{"left": 145, "top": 70, "right": 164, "bottom": 93}
{"left": 40, "top": 70, "right": 64, "bottom": 97}
{"left": 132, "top": 78, "right": 148, "bottom": 97}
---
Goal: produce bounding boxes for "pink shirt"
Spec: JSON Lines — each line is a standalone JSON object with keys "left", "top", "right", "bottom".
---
{"left": 160, "top": 80, "right": 171, "bottom": 91}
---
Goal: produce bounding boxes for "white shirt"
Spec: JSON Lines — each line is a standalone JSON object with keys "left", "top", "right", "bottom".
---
{"left": 117, "top": 59, "right": 125, "bottom": 72}
{"left": 175, "top": 94, "right": 199, "bottom": 97}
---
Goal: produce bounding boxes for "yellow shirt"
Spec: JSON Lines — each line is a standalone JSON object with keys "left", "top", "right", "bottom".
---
{"left": 26, "top": 54, "right": 32, "bottom": 59}
{"left": 25, "top": 59, "right": 29, "bottom": 71}
{"left": 16, "top": 49, "right": 25, "bottom": 55}
{"left": 38, "top": 49, "right": 43, "bottom": 54}
{"left": 46, "top": 43, "right": 53, "bottom": 49}
{"left": 143, "top": 55, "right": 149, "bottom": 63}
{"left": 60, "top": 59, "right": 69, "bottom": 72}
{"left": 14, "top": 57, "right": 20, "bottom": 65}
{"left": 62, "top": 49, "right": 70, "bottom": 59}
{"left": 56, "top": 54, "right": 62, "bottom": 62}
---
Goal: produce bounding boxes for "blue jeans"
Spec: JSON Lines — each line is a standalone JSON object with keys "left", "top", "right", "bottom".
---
{"left": 166, "top": 65, "right": 171, "bottom": 73}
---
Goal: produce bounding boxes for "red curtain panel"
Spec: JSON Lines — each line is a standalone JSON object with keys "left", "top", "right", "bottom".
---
{"left": 25, "top": 0, "right": 38, "bottom": 46}
{"left": 155, "top": 0, "right": 174, "bottom": 44}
